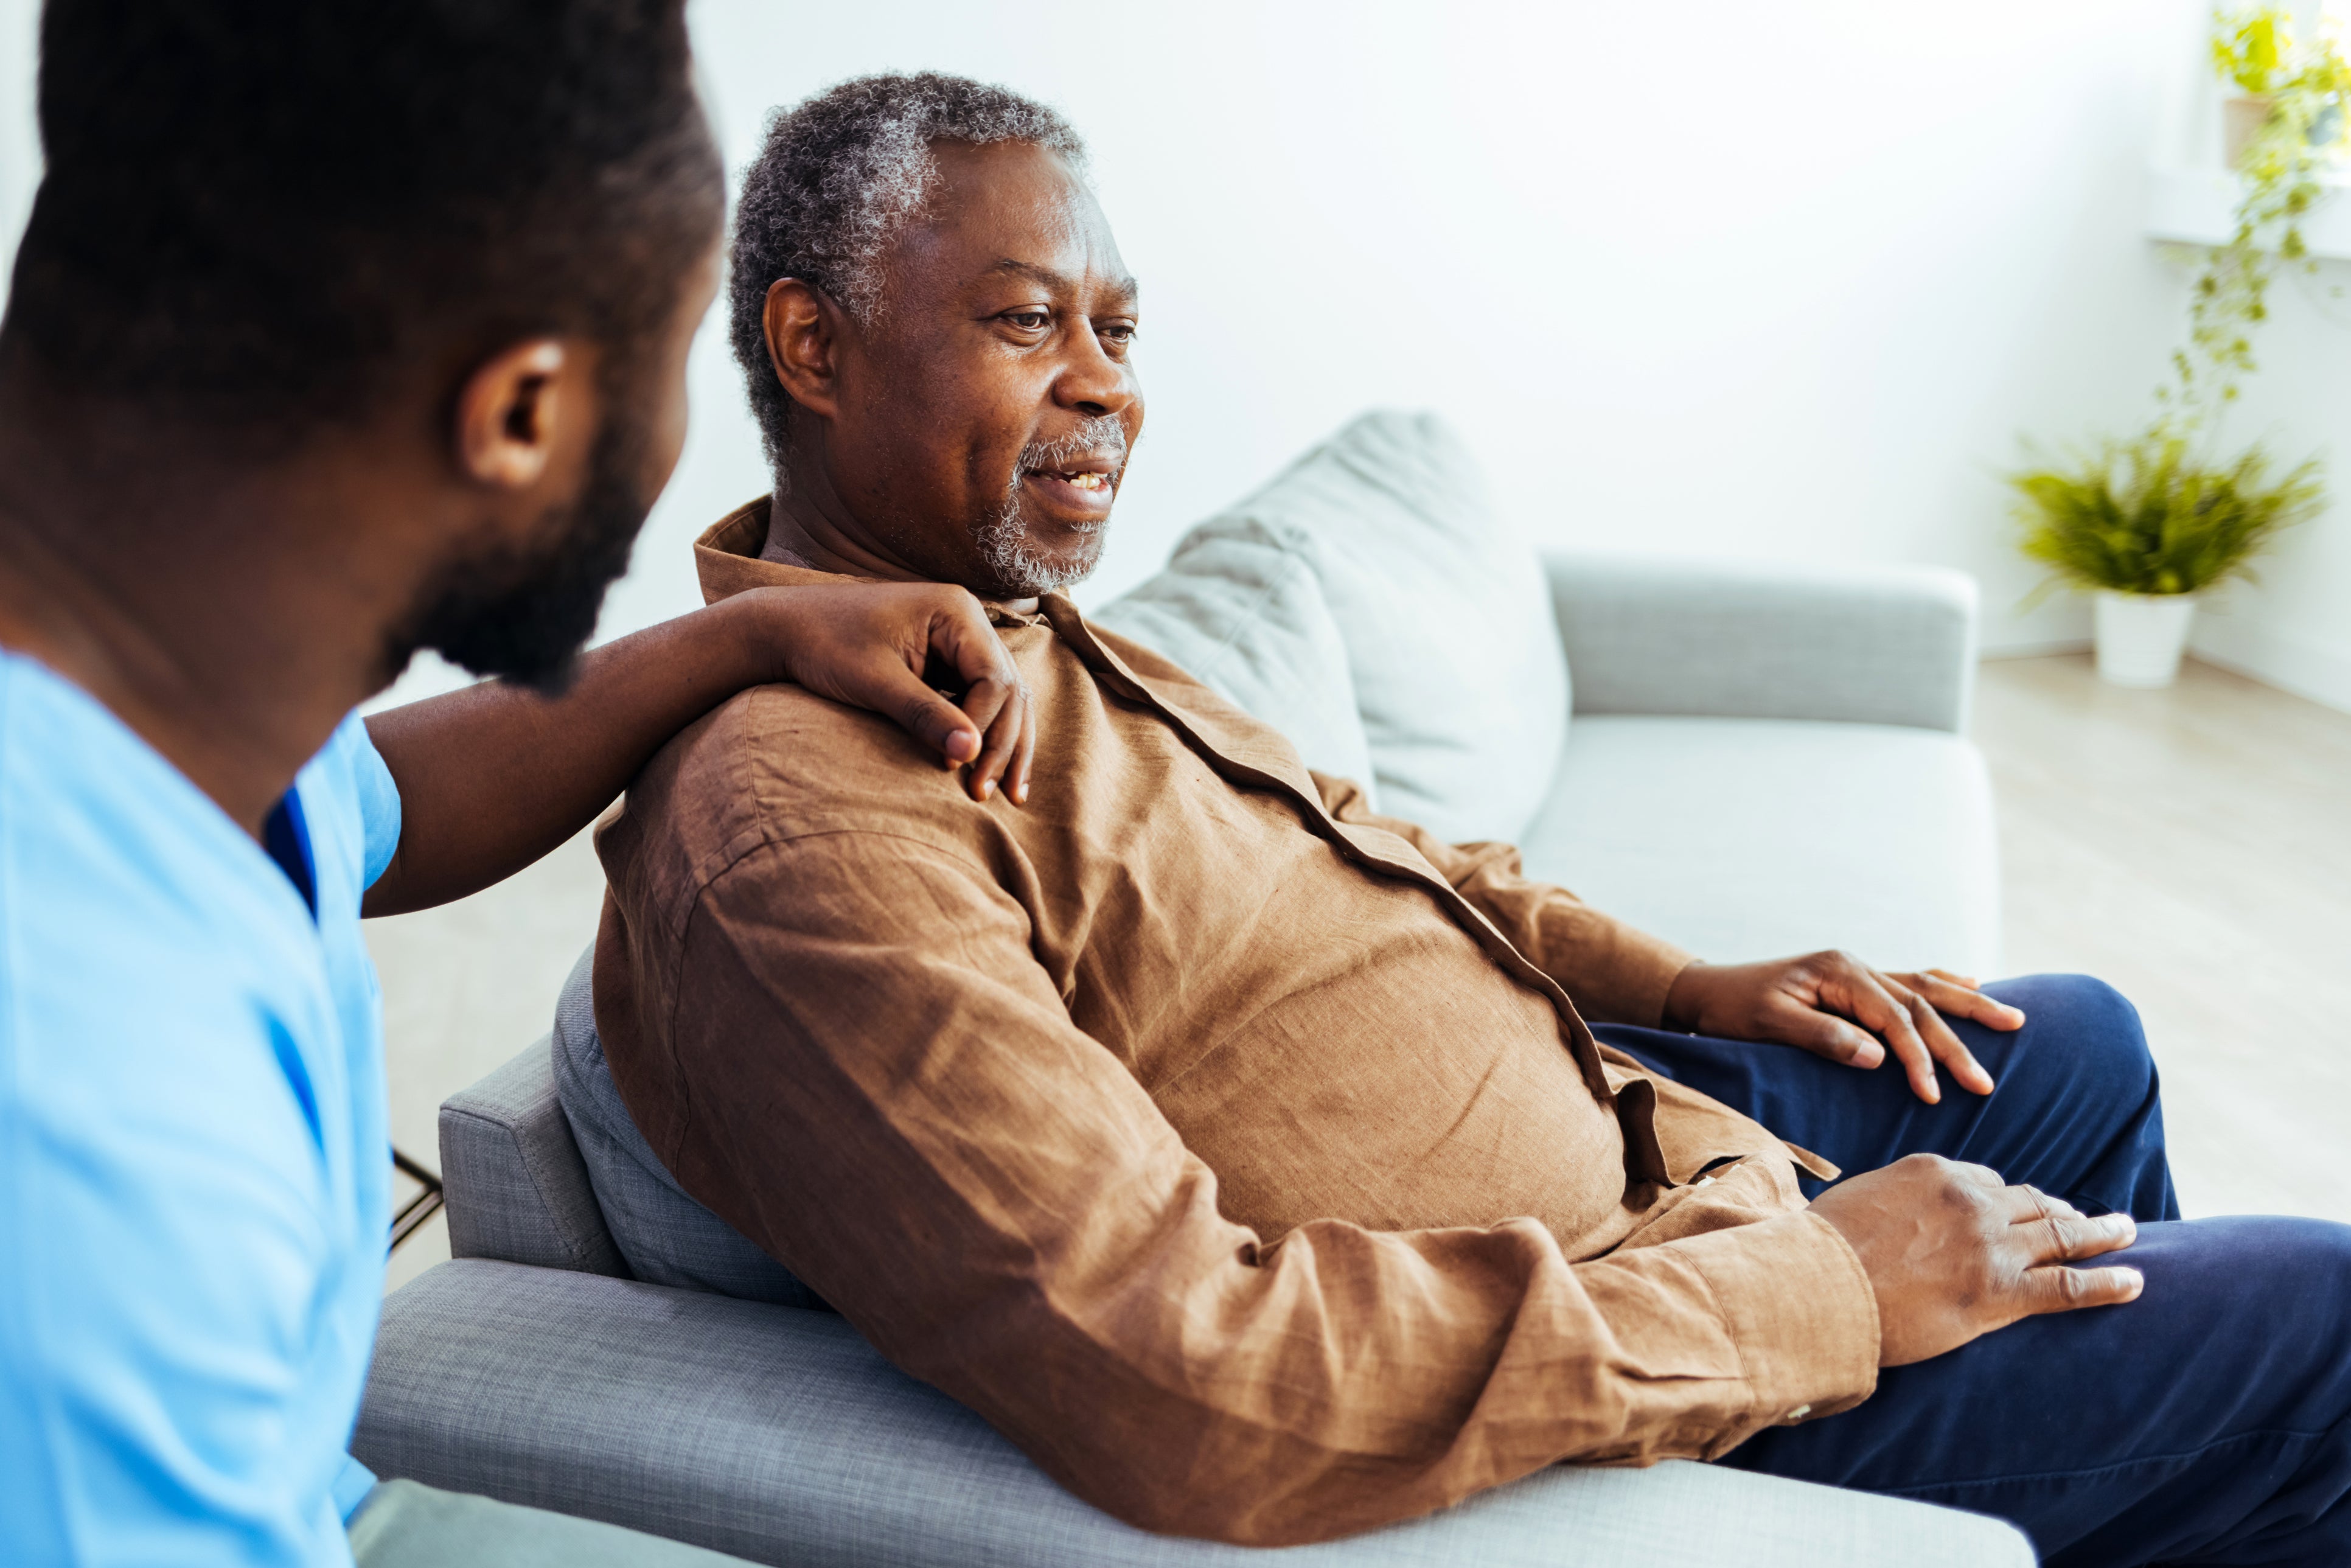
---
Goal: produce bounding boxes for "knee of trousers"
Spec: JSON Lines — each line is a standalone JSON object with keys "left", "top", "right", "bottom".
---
{"left": 2137, "top": 1218, "right": 2351, "bottom": 1397}
{"left": 1992, "top": 974, "right": 2156, "bottom": 1103}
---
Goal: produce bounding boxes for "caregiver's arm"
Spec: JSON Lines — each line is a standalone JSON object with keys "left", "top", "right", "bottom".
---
{"left": 362, "top": 580, "right": 1031, "bottom": 915}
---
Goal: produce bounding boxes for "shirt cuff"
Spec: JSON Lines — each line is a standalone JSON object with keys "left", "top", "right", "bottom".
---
{"left": 1613, "top": 930, "right": 1699, "bottom": 1028}
{"left": 1678, "top": 1210, "right": 1881, "bottom": 1452}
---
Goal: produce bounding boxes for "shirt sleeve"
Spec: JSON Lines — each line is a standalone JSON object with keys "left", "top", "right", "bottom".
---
{"left": 339, "top": 717, "right": 403, "bottom": 893}
{"left": 1311, "top": 772, "right": 1696, "bottom": 1028}
{"left": 613, "top": 828, "right": 1878, "bottom": 1549}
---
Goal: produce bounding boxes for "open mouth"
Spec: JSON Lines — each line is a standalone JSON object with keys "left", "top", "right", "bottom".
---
{"left": 1022, "top": 461, "right": 1120, "bottom": 507}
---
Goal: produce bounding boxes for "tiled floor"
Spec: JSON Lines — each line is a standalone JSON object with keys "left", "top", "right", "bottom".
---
{"left": 371, "top": 653, "right": 2351, "bottom": 1289}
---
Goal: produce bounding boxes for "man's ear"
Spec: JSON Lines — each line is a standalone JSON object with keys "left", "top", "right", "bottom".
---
{"left": 763, "top": 278, "right": 845, "bottom": 421}
{"left": 453, "top": 339, "right": 586, "bottom": 490}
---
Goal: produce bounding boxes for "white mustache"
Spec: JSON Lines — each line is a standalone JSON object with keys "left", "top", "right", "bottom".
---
{"left": 1019, "top": 416, "right": 1128, "bottom": 476}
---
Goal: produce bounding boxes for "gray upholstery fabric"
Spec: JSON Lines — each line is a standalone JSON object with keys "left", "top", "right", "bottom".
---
{"left": 1519, "top": 716, "right": 2001, "bottom": 977}
{"left": 550, "top": 946, "right": 823, "bottom": 1308}
{"left": 1546, "top": 553, "right": 1979, "bottom": 733}
{"left": 439, "top": 1030, "right": 627, "bottom": 1278}
{"left": 358, "top": 1260, "right": 2033, "bottom": 1568}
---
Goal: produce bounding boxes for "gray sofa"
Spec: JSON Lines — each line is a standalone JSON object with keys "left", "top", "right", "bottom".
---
{"left": 356, "top": 550, "right": 2027, "bottom": 1565}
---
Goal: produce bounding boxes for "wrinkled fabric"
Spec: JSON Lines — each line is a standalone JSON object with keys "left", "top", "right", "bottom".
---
{"left": 1627, "top": 979, "right": 2351, "bottom": 1567}
{"left": 590, "top": 500, "right": 1881, "bottom": 1547}
{"left": 1601, "top": 972, "right": 2178, "bottom": 1218}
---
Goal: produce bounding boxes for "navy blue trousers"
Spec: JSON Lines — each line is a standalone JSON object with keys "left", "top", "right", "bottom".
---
{"left": 1598, "top": 974, "right": 2351, "bottom": 1566}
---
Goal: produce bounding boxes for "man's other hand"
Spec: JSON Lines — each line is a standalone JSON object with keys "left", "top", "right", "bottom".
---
{"left": 1811, "top": 1154, "right": 2142, "bottom": 1366}
{"left": 731, "top": 581, "right": 1035, "bottom": 806}
{"left": 1663, "top": 952, "right": 2026, "bottom": 1104}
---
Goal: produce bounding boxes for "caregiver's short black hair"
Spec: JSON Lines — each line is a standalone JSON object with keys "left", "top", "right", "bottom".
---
{"left": 1, "top": 0, "right": 723, "bottom": 436}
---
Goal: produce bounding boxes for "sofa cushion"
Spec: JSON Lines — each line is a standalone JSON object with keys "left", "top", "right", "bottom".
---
{"left": 549, "top": 946, "right": 824, "bottom": 1310}
{"left": 1516, "top": 716, "right": 2000, "bottom": 978}
{"left": 1090, "top": 517, "right": 1378, "bottom": 798}
{"left": 1098, "top": 409, "right": 1568, "bottom": 845}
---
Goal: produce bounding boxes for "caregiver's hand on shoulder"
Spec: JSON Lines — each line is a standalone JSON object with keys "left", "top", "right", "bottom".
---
{"left": 1663, "top": 951, "right": 2025, "bottom": 1104}
{"left": 1811, "top": 1155, "right": 2142, "bottom": 1366}
{"left": 727, "top": 580, "right": 1035, "bottom": 805}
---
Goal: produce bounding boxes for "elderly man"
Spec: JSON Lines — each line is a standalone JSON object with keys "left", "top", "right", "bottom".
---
{"left": 587, "top": 73, "right": 2351, "bottom": 1566}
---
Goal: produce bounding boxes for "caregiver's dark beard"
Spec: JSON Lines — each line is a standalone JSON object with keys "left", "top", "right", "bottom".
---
{"left": 388, "top": 400, "right": 653, "bottom": 694}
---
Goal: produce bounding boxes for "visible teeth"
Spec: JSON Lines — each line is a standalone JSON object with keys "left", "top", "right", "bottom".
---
{"left": 1066, "top": 472, "right": 1109, "bottom": 491}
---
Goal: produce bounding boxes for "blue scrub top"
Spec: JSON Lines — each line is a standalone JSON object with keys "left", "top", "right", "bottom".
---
{"left": 0, "top": 649, "right": 400, "bottom": 1566}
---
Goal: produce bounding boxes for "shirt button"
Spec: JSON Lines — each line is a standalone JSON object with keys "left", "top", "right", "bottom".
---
{"left": 1785, "top": 1404, "right": 1812, "bottom": 1423}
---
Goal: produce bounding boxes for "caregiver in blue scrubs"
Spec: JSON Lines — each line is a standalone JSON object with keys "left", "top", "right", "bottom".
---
{"left": 0, "top": 3, "right": 1034, "bottom": 1563}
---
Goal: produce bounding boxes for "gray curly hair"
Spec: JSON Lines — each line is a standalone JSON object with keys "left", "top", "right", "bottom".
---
{"left": 727, "top": 72, "right": 1087, "bottom": 476}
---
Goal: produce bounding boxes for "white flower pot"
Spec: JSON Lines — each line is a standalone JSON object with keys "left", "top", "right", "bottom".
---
{"left": 2094, "top": 591, "right": 2196, "bottom": 688}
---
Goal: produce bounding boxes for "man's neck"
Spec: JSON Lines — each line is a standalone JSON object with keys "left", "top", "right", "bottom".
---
{"left": 759, "top": 453, "right": 1040, "bottom": 616}
{"left": 0, "top": 399, "right": 413, "bottom": 837}
{"left": 757, "top": 450, "right": 921, "bottom": 582}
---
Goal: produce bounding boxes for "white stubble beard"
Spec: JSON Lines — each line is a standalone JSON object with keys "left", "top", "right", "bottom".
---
{"left": 970, "top": 416, "right": 1126, "bottom": 597}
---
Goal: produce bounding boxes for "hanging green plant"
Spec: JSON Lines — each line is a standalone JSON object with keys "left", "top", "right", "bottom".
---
{"left": 2166, "top": 4, "right": 2351, "bottom": 439}
{"left": 2006, "top": 5, "right": 2344, "bottom": 685}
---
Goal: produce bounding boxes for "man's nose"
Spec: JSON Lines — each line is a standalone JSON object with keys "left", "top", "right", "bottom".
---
{"left": 1054, "top": 326, "right": 1136, "bottom": 419}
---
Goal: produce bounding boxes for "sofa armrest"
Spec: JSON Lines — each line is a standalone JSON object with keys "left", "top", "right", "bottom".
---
{"left": 357, "top": 1260, "right": 2031, "bottom": 1568}
{"left": 1545, "top": 554, "right": 1979, "bottom": 733}
{"left": 439, "top": 1034, "right": 627, "bottom": 1278}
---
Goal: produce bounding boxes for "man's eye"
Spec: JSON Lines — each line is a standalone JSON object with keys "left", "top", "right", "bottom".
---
{"left": 1003, "top": 310, "right": 1050, "bottom": 330}
{"left": 1099, "top": 322, "right": 1137, "bottom": 344}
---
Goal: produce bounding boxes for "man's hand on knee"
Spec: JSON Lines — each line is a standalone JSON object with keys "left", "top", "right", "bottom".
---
{"left": 1810, "top": 1154, "right": 2144, "bottom": 1367}
{"left": 1664, "top": 951, "right": 2025, "bottom": 1104}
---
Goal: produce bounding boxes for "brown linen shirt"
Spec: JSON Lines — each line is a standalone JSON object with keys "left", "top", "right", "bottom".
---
{"left": 591, "top": 498, "right": 1882, "bottom": 1547}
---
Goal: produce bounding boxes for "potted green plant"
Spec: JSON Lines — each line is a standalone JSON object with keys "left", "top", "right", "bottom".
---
{"left": 2215, "top": 7, "right": 2349, "bottom": 166}
{"left": 2218, "top": 9, "right": 2288, "bottom": 166}
{"left": 2013, "top": 436, "right": 2319, "bottom": 685}
{"left": 2010, "top": 5, "right": 2341, "bottom": 687}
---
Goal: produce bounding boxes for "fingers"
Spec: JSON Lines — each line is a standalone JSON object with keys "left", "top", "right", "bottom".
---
{"left": 2019, "top": 1206, "right": 2137, "bottom": 1263}
{"left": 919, "top": 590, "right": 1029, "bottom": 804}
{"left": 1833, "top": 969, "right": 1944, "bottom": 1104}
{"left": 1888, "top": 978, "right": 1996, "bottom": 1098}
{"left": 928, "top": 588, "right": 1017, "bottom": 692}
{"left": 877, "top": 670, "right": 983, "bottom": 767}
{"left": 1999, "top": 1183, "right": 2085, "bottom": 1224}
{"left": 2019, "top": 1260, "right": 2145, "bottom": 1314}
{"left": 962, "top": 675, "right": 1024, "bottom": 801}
{"left": 1998, "top": 1179, "right": 2142, "bottom": 1316}
{"left": 1768, "top": 994, "right": 1886, "bottom": 1070}
{"left": 2003, "top": 1183, "right": 2137, "bottom": 1267}
{"left": 1012, "top": 680, "right": 1036, "bottom": 804}
{"left": 1903, "top": 969, "right": 2027, "bottom": 1033}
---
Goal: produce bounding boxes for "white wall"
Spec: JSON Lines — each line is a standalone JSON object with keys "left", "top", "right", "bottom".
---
{"left": 674, "top": 0, "right": 2192, "bottom": 656}
{"left": 2181, "top": 252, "right": 2351, "bottom": 708}
{"left": 0, "top": 0, "right": 33, "bottom": 314}
{"left": 3, "top": 1, "right": 2344, "bottom": 708}
{"left": 2144, "top": 0, "right": 2351, "bottom": 708}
